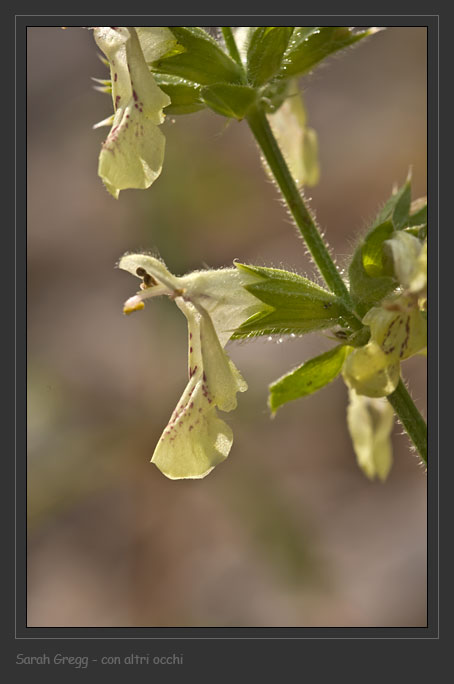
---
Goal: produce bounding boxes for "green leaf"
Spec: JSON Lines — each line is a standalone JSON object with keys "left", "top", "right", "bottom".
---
{"left": 278, "top": 26, "right": 378, "bottom": 79}
{"left": 200, "top": 83, "right": 258, "bottom": 119}
{"left": 246, "top": 27, "right": 294, "bottom": 86}
{"left": 152, "top": 27, "right": 243, "bottom": 85}
{"left": 153, "top": 73, "right": 205, "bottom": 114}
{"left": 361, "top": 220, "right": 395, "bottom": 278}
{"left": 269, "top": 345, "right": 349, "bottom": 413}
{"left": 232, "top": 263, "right": 349, "bottom": 338}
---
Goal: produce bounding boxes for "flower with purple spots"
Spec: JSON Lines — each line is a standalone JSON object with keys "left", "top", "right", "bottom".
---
{"left": 93, "top": 27, "right": 176, "bottom": 198}
{"left": 119, "top": 254, "right": 265, "bottom": 479}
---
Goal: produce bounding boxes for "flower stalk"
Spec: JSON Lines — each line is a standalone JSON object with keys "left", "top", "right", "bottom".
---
{"left": 387, "top": 379, "right": 427, "bottom": 465}
{"left": 246, "top": 105, "right": 353, "bottom": 307}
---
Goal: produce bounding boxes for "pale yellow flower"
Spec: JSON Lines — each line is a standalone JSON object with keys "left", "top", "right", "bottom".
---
{"left": 93, "top": 27, "right": 175, "bottom": 198}
{"left": 119, "top": 254, "right": 263, "bottom": 479}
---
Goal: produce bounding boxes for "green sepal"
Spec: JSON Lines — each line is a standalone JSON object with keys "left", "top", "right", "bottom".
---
{"left": 269, "top": 344, "right": 350, "bottom": 413}
{"left": 348, "top": 243, "right": 396, "bottom": 318}
{"left": 278, "top": 26, "right": 378, "bottom": 79}
{"left": 373, "top": 173, "right": 412, "bottom": 230}
{"left": 408, "top": 197, "right": 427, "bottom": 224}
{"left": 348, "top": 174, "right": 416, "bottom": 316}
{"left": 152, "top": 73, "right": 205, "bottom": 115}
{"left": 361, "top": 220, "right": 395, "bottom": 278}
{"left": 349, "top": 173, "right": 427, "bottom": 317}
{"left": 261, "top": 78, "right": 291, "bottom": 113}
{"left": 290, "top": 27, "right": 320, "bottom": 43}
{"left": 152, "top": 27, "right": 243, "bottom": 86}
{"left": 246, "top": 27, "right": 294, "bottom": 86}
{"left": 404, "top": 224, "right": 427, "bottom": 241}
{"left": 200, "top": 83, "right": 258, "bottom": 119}
{"left": 406, "top": 197, "right": 427, "bottom": 239}
{"left": 345, "top": 326, "right": 371, "bottom": 348}
{"left": 232, "top": 263, "right": 349, "bottom": 338}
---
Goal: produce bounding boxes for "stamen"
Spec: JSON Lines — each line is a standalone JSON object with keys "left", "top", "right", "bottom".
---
{"left": 123, "top": 295, "right": 145, "bottom": 314}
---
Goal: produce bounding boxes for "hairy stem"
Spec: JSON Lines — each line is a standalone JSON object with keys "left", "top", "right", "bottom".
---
{"left": 246, "top": 105, "right": 352, "bottom": 306}
{"left": 387, "top": 379, "right": 427, "bottom": 466}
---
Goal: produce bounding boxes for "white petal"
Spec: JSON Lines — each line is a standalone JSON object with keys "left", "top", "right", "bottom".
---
{"left": 93, "top": 27, "right": 132, "bottom": 106}
{"left": 342, "top": 341, "right": 400, "bottom": 398}
{"left": 98, "top": 103, "right": 166, "bottom": 198}
{"left": 151, "top": 374, "right": 233, "bottom": 480}
{"left": 347, "top": 389, "right": 394, "bottom": 481}
{"left": 118, "top": 258, "right": 259, "bottom": 479}
{"left": 198, "top": 304, "right": 247, "bottom": 410}
{"left": 118, "top": 254, "right": 180, "bottom": 293}
{"left": 176, "top": 299, "right": 247, "bottom": 411}
{"left": 151, "top": 299, "right": 248, "bottom": 479}
{"left": 268, "top": 81, "right": 320, "bottom": 187}
{"left": 384, "top": 231, "right": 426, "bottom": 292}
{"left": 93, "top": 27, "right": 171, "bottom": 197}
{"left": 180, "top": 268, "right": 262, "bottom": 346}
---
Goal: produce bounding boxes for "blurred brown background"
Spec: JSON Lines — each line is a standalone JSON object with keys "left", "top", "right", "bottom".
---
{"left": 27, "top": 26, "right": 427, "bottom": 627}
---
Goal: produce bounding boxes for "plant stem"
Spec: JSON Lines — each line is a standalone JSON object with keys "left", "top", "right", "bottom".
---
{"left": 387, "top": 379, "right": 427, "bottom": 465}
{"left": 246, "top": 106, "right": 352, "bottom": 306}
{"left": 221, "top": 27, "right": 243, "bottom": 67}
{"left": 246, "top": 103, "right": 427, "bottom": 465}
